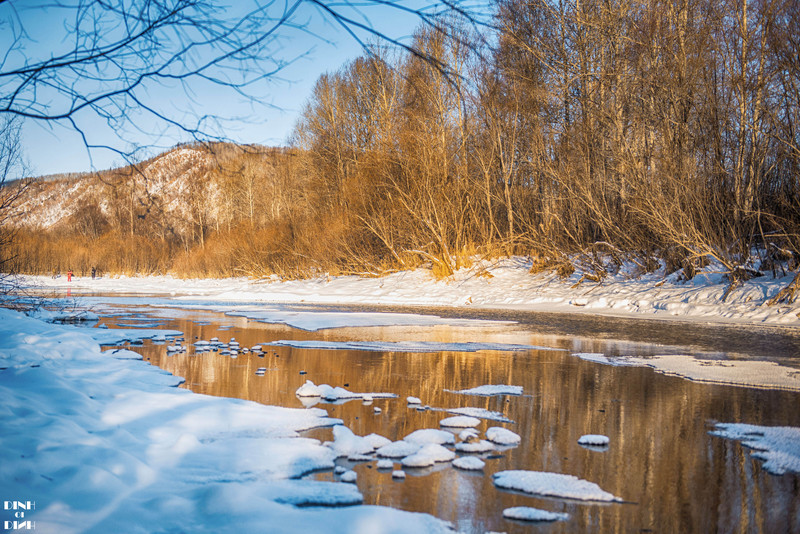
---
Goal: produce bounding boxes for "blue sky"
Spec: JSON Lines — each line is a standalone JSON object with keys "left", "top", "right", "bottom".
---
{"left": 7, "top": 1, "right": 459, "bottom": 176}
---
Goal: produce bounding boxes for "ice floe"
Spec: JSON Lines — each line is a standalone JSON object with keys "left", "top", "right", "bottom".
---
{"left": 404, "top": 429, "right": 456, "bottom": 446}
{"left": 485, "top": 427, "right": 521, "bottom": 446}
{"left": 269, "top": 339, "right": 559, "bottom": 353}
{"left": 493, "top": 471, "right": 622, "bottom": 502}
{"left": 452, "top": 457, "right": 485, "bottom": 470}
{"left": 710, "top": 423, "right": 800, "bottom": 474}
{"left": 447, "top": 384, "right": 523, "bottom": 396}
{"left": 502, "top": 507, "right": 569, "bottom": 522}
{"left": 440, "top": 415, "right": 481, "bottom": 428}
{"left": 573, "top": 352, "right": 800, "bottom": 391}
{"left": 455, "top": 440, "right": 496, "bottom": 453}
{"left": 295, "top": 380, "right": 398, "bottom": 402}
{"left": 578, "top": 434, "right": 610, "bottom": 446}
{"left": 401, "top": 444, "right": 456, "bottom": 467}
{"left": 444, "top": 407, "right": 514, "bottom": 424}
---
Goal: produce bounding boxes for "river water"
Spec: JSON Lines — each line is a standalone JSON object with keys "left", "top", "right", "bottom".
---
{"left": 79, "top": 296, "right": 799, "bottom": 533}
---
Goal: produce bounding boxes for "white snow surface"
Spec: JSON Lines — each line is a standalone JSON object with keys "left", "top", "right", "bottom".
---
{"left": 485, "top": 427, "right": 521, "bottom": 446}
{"left": 710, "top": 423, "right": 800, "bottom": 475}
{"left": 296, "top": 380, "right": 398, "bottom": 401}
{"left": 444, "top": 407, "right": 514, "bottom": 424}
{"left": 447, "top": 384, "right": 523, "bottom": 396}
{"left": 21, "top": 256, "right": 800, "bottom": 327}
{"left": 452, "top": 457, "right": 485, "bottom": 470}
{"left": 454, "top": 440, "right": 496, "bottom": 453}
{"left": 573, "top": 352, "right": 800, "bottom": 392}
{"left": 0, "top": 308, "right": 455, "bottom": 533}
{"left": 401, "top": 444, "right": 456, "bottom": 468}
{"left": 492, "top": 470, "right": 622, "bottom": 502}
{"left": 502, "top": 507, "right": 569, "bottom": 522}
{"left": 578, "top": 434, "right": 610, "bottom": 446}
{"left": 440, "top": 415, "right": 481, "bottom": 428}
{"left": 269, "top": 340, "right": 556, "bottom": 353}
{"left": 404, "top": 429, "right": 457, "bottom": 446}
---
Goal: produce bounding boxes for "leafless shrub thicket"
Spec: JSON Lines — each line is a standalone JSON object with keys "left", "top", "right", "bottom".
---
{"left": 7, "top": 0, "right": 800, "bottom": 297}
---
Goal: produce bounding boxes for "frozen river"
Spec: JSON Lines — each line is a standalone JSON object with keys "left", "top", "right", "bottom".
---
{"left": 76, "top": 295, "right": 800, "bottom": 532}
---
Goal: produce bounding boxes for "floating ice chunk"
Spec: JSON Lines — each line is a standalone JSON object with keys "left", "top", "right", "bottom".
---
{"left": 376, "top": 441, "right": 422, "bottom": 458}
{"left": 104, "top": 349, "right": 143, "bottom": 360}
{"left": 486, "top": 427, "right": 521, "bottom": 446}
{"left": 392, "top": 470, "right": 406, "bottom": 479}
{"left": 404, "top": 429, "right": 456, "bottom": 446}
{"left": 455, "top": 440, "right": 495, "bottom": 453}
{"left": 711, "top": 423, "right": 800, "bottom": 474}
{"left": 448, "top": 385, "right": 523, "bottom": 396}
{"left": 327, "top": 425, "right": 375, "bottom": 458}
{"left": 364, "top": 433, "right": 392, "bottom": 450}
{"left": 453, "top": 457, "right": 485, "bottom": 470}
{"left": 401, "top": 444, "right": 455, "bottom": 467}
{"left": 295, "top": 380, "right": 397, "bottom": 402}
{"left": 362, "top": 394, "right": 373, "bottom": 402}
{"left": 445, "top": 407, "right": 513, "bottom": 424}
{"left": 269, "top": 480, "right": 363, "bottom": 507}
{"left": 407, "top": 396, "right": 422, "bottom": 404}
{"left": 578, "top": 434, "right": 610, "bottom": 446}
{"left": 440, "top": 415, "right": 481, "bottom": 428}
{"left": 376, "top": 459, "right": 394, "bottom": 470}
{"left": 493, "top": 471, "right": 621, "bottom": 502}
{"left": 373, "top": 407, "right": 382, "bottom": 414}
{"left": 268, "top": 340, "right": 559, "bottom": 352}
{"left": 459, "top": 428, "right": 479, "bottom": 442}
{"left": 340, "top": 470, "right": 358, "bottom": 483}
{"left": 502, "top": 507, "right": 569, "bottom": 522}
{"left": 334, "top": 466, "right": 347, "bottom": 475}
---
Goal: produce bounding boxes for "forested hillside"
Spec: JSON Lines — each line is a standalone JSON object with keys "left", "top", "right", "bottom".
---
{"left": 7, "top": 0, "right": 800, "bottom": 287}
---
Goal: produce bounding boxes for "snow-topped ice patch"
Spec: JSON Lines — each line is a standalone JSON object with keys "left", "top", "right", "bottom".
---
{"left": 444, "top": 407, "right": 514, "bottom": 424}
{"left": 485, "top": 427, "right": 521, "bottom": 446}
{"left": 493, "top": 470, "right": 622, "bottom": 502}
{"left": 269, "top": 340, "right": 558, "bottom": 353}
{"left": 453, "top": 456, "right": 485, "bottom": 470}
{"left": 295, "top": 380, "right": 398, "bottom": 402}
{"left": 578, "top": 434, "right": 610, "bottom": 446}
{"left": 404, "top": 429, "right": 456, "bottom": 446}
{"left": 401, "top": 443, "right": 455, "bottom": 467}
{"left": 573, "top": 353, "right": 800, "bottom": 391}
{"left": 502, "top": 507, "right": 569, "bottom": 522}
{"left": 710, "top": 423, "right": 800, "bottom": 474}
{"left": 376, "top": 441, "right": 422, "bottom": 459}
{"left": 440, "top": 415, "right": 481, "bottom": 428}
{"left": 446, "top": 384, "right": 523, "bottom": 396}
{"left": 455, "top": 440, "right": 495, "bottom": 453}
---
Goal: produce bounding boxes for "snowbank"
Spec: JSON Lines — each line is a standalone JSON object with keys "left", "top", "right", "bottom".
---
{"left": 0, "top": 309, "right": 454, "bottom": 533}
{"left": 20, "top": 256, "right": 800, "bottom": 327}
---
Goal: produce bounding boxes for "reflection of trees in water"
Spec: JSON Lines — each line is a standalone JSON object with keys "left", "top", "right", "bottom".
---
{"left": 126, "top": 314, "right": 800, "bottom": 533}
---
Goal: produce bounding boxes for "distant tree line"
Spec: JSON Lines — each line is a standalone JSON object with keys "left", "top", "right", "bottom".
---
{"left": 6, "top": 0, "right": 800, "bottom": 292}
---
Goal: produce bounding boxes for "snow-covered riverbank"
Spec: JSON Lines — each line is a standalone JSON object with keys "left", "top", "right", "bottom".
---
{"left": 0, "top": 308, "right": 453, "bottom": 533}
{"left": 20, "top": 257, "right": 800, "bottom": 327}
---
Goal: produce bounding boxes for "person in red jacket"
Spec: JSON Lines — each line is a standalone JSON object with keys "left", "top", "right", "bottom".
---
{"left": 67, "top": 269, "right": 73, "bottom": 282}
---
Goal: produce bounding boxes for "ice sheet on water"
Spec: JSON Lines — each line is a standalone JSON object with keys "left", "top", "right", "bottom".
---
{"left": 486, "top": 427, "right": 521, "bottom": 446}
{"left": 502, "top": 507, "right": 569, "bottom": 522}
{"left": 573, "top": 352, "right": 800, "bottom": 391}
{"left": 578, "top": 434, "right": 610, "bottom": 446}
{"left": 493, "top": 470, "right": 622, "bottom": 502}
{"left": 376, "top": 441, "right": 422, "bottom": 459}
{"left": 452, "top": 456, "right": 485, "bottom": 470}
{"left": 710, "top": 423, "right": 800, "bottom": 474}
{"left": 455, "top": 440, "right": 495, "bottom": 453}
{"left": 401, "top": 444, "right": 455, "bottom": 468}
{"left": 440, "top": 415, "right": 481, "bottom": 428}
{"left": 446, "top": 384, "right": 523, "bottom": 396}
{"left": 295, "top": 380, "right": 398, "bottom": 402}
{"left": 445, "top": 407, "right": 514, "bottom": 424}
{"left": 404, "top": 429, "right": 456, "bottom": 446}
{"left": 269, "top": 339, "right": 560, "bottom": 353}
